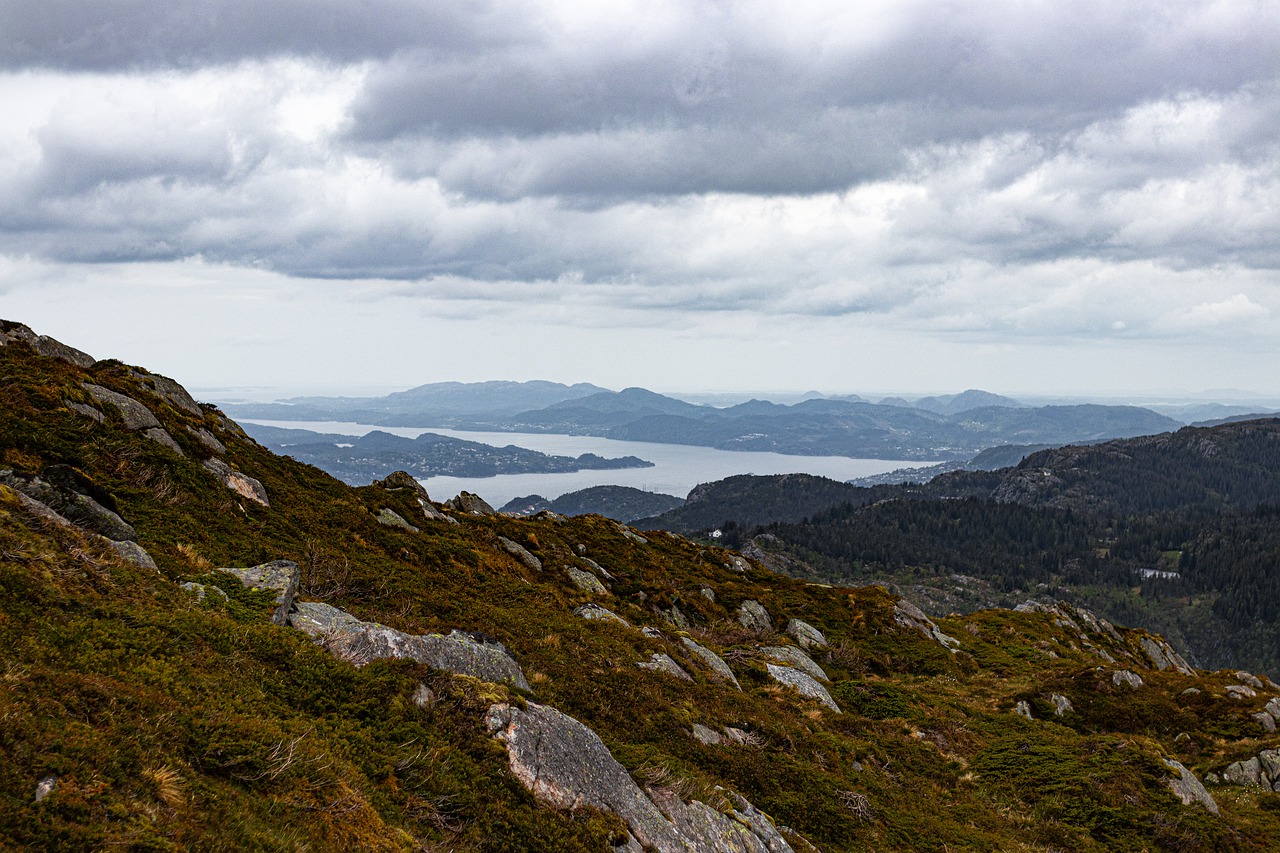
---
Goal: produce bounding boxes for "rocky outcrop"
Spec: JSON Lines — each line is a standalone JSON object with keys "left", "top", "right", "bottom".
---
{"left": 680, "top": 637, "right": 741, "bottom": 690}
{"left": 0, "top": 469, "right": 136, "bottom": 541}
{"left": 137, "top": 372, "right": 204, "bottom": 417}
{"left": 567, "top": 565, "right": 608, "bottom": 595}
{"left": 220, "top": 560, "right": 299, "bottom": 625}
{"left": 1163, "top": 759, "right": 1218, "bottom": 813}
{"left": 639, "top": 653, "right": 694, "bottom": 682}
{"left": 0, "top": 321, "right": 95, "bottom": 367}
{"left": 691, "top": 723, "right": 723, "bottom": 745}
{"left": 202, "top": 459, "right": 269, "bottom": 506}
{"left": 737, "top": 600, "right": 773, "bottom": 632}
{"left": 1219, "top": 750, "right": 1280, "bottom": 791}
{"left": 181, "top": 581, "right": 228, "bottom": 603}
{"left": 186, "top": 426, "right": 226, "bottom": 456}
{"left": 108, "top": 539, "right": 158, "bottom": 571}
{"left": 446, "top": 491, "right": 495, "bottom": 516}
{"left": 1139, "top": 636, "right": 1195, "bottom": 676}
{"left": 486, "top": 702, "right": 797, "bottom": 853}
{"left": 765, "top": 664, "right": 840, "bottom": 713}
{"left": 140, "top": 427, "right": 184, "bottom": 456}
{"left": 498, "top": 536, "right": 542, "bottom": 571}
{"left": 785, "top": 619, "right": 826, "bottom": 651}
{"left": 289, "top": 601, "right": 362, "bottom": 636}
{"left": 759, "top": 646, "right": 827, "bottom": 682}
{"left": 1048, "top": 693, "right": 1073, "bottom": 716}
{"left": 1112, "top": 670, "right": 1144, "bottom": 689}
{"left": 1235, "top": 671, "right": 1265, "bottom": 690}
{"left": 892, "top": 599, "right": 960, "bottom": 650}
{"left": 317, "top": 618, "right": 532, "bottom": 692}
{"left": 575, "top": 603, "right": 630, "bottom": 626}
{"left": 375, "top": 508, "right": 419, "bottom": 532}
{"left": 1226, "top": 684, "right": 1257, "bottom": 700}
{"left": 82, "top": 383, "right": 161, "bottom": 430}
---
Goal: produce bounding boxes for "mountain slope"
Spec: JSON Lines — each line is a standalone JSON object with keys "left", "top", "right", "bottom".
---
{"left": 1, "top": 321, "right": 1278, "bottom": 851}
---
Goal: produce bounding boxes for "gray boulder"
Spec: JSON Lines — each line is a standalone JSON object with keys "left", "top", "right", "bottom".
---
{"left": 1048, "top": 693, "right": 1074, "bottom": 716}
{"left": 1266, "top": 697, "right": 1280, "bottom": 720}
{"left": 220, "top": 560, "right": 299, "bottom": 625}
{"left": 1253, "top": 712, "right": 1277, "bottom": 734}
{"left": 107, "top": 539, "right": 158, "bottom": 571}
{"left": 737, "top": 600, "right": 773, "bottom": 632}
{"left": 1139, "top": 636, "right": 1194, "bottom": 676}
{"left": 498, "top": 536, "right": 542, "bottom": 571}
{"left": 374, "top": 470, "right": 431, "bottom": 500}
{"left": 786, "top": 619, "right": 827, "bottom": 650}
{"left": 186, "top": 427, "right": 226, "bottom": 456}
{"left": 638, "top": 653, "right": 693, "bottom": 682}
{"left": 202, "top": 459, "right": 269, "bottom": 506}
{"left": 1112, "top": 670, "right": 1144, "bottom": 689}
{"left": 679, "top": 637, "right": 741, "bottom": 689}
{"left": 139, "top": 373, "right": 204, "bottom": 416}
{"left": 575, "top": 603, "right": 630, "bottom": 627}
{"left": 180, "top": 582, "right": 228, "bottom": 603}
{"left": 323, "top": 622, "right": 531, "bottom": 692}
{"left": 690, "top": 723, "right": 724, "bottom": 746}
{"left": 1014, "top": 700, "right": 1033, "bottom": 720}
{"left": 486, "top": 702, "right": 797, "bottom": 853}
{"left": 81, "top": 383, "right": 161, "bottom": 430}
{"left": 289, "top": 601, "right": 365, "bottom": 637}
{"left": 0, "top": 470, "right": 136, "bottom": 541}
{"left": 1223, "top": 757, "right": 1264, "bottom": 787}
{"left": 1226, "top": 684, "right": 1257, "bottom": 700}
{"left": 141, "top": 427, "right": 184, "bottom": 456}
{"left": 66, "top": 401, "right": 104, "bottom": 423}
{"left": 658, "top": 604, "right": 690, "bottom": 631}
{"left": 893, "top": 599, "right": 960, "bottom": 650}
{"left": 446, "top": 491, "right": 495, "bottom": 515}
{"left": 375, "top": 508, "right": 419, "bottom": 532}
{"left": 1235, "top": 671, "right": 1265, "bottom": 690}
{"left": 567, "top": 566, "right": 608, "bottom": 595}
{"left": 0, "top": 321, "right": 95, "bottom": 367}
{"left": 34, "top": 774, "right": 58, "bottom": 803}
{"left": 1163, "top": 759, "right": 1219, "bottom": 814}
{"left": 760, "top": 646, "right": 827, "bottom": 682}
{"left": 765, "top": 664, "right": 840, "bottom": 713}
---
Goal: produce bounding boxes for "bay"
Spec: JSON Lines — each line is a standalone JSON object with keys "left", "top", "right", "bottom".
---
{"left": 243, "top": 420, "right": 936, "bottom": 508}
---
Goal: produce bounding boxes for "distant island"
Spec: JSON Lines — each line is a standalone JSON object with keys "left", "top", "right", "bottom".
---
{"left": 240, "top": 423, "right": 652, "bottom": 485}
{"left": 499, "top": 484, "right": 685, "bottom": 523}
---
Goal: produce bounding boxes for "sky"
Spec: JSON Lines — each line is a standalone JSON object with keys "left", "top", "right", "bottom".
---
{"left": 1, "top": 0, "right": 1278, "bottom": 400}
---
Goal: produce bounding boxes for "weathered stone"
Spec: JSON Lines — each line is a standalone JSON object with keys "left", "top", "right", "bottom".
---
{"left": 498, "top": 536, "right": 542, "bottom": 571}
{"left": 418, "top": 497, "right": 456, "bottom": 524}
{"left": 142, "top": 427, "right": 185, "bottom": 456}
{"left": 641, "top": 626, "right": 664, "bottom": 639}
{"left": 1253, "top": 712, "right": 1277, "bottom": 733}
{"left": 1139, "top": 636, "right": 1195, "bottom": 676}
{"left": 376, "top": 507, "right": 419, "bottom": 532}
{"left": 0, "top": 321, "right": 95, "bottom": 367}
{"left": 1112, "top": 670, "right": 1144, "bottom": 689}
{"left": 1259, "top": 749, "right": 1280, "bottom": 785}
{"left": 575, "top": 603, "right": 630, "bottom": 626}
{"left": 892, "top": 599, "right": 960, "bottom": 650}
{"left": 1163, "top": 759, "right": 1219, "bottom": 814}
{"left": 1048, "top": 693, "right": 1074, "bottom": 716}
{"left": 728, "top": 556, "right": 750, "bottom": 573}
{"left": 724, "top": 727, "right": 756, "bottom": 746}
{"left": 613, "top": 523, "right": 648, "bottom": 544}
{"left": 1223, "top": 757, "right": 1264, "bottom": 787}
{"left": 567, "top": 566, "right": 609, "bottom": 595}
{"left": 580, "top": 556, "right": 615, "bottom": 580}
{"left": 1235, "top": 671, "right": 1265, "bottom": 690}
{"left": 289, "top": 601, "right": 363, "bottom": 638}
{"left": 446, "top": 491, "right": 495, "bottom": 515}
{"left": 325, "top": 622, "right": 531, "bottom": 691}
{"left": 34, "top": 774, "right": 57, "bottom": 803}
{"left": 658, "top": 604, "right": 690, "bottom": 631}
{"left": 638, "top": 653, "right": 693, "bottom": 681}
{"left": 699, "top": 587, "right": 715, "bottom": 602}
{"left": 1226, "top": 684, "right": 1257, "bottom": 700}
{"left": 7, "top": 488, "right": 74, "bottom": 528}
{"left": 412, "top": 684, "right": 435, "bottom": 707}
{"left": 220, "top": 560, "right": 299, "bottom": 625}
{"left": 737, "top": 599, "right": 773, "bottom": 632}
{"left": 786, "top": 619, "right": 827, "bottom": 651}
{"left": 680, "top": 637, "right": 740, "bottom": 689}
{"left": 180, "top": 582, "right": 227, "bottom": 603}
{"left": 691, "top": 723, "right": 724, "bottom": 745}
{"left": 0, "top": 471, "right": 137, "bottom": 541}
{"left": 142, "top": 373, "right": 204, "bottom": 416}
{"left": 186, "top": 426, "right": 226, "bottom": 456}
{"left": 765, "top": 664, "right": 840, "bottom": 713}
{"left": 81, "top": 383, "right": 161, "bottom": 430}
{"left": 1014, "top": 700, "right": 1033, "bottom": 720}
{"left": 1181, "top": 687, "right": 1202, "bottom": 697}
{"left": 760, "top": 646, "right": 827, "bottom": 682}
{"left": 203, "top": 458, "right": 269, "bottom": 506}
{"left": 374, "top": 470, "right": 430, "bottom": 500}
{"left": 1266, "top": 697, "right": 1280, "bottom": 720}
{"left": 108, "top": 539, "right": 158, "bottom": 571}
{"left": 486, "top": 702, "right": 798, "bottom": 853}
{"left": 66, "top": 401, "right": 104, "bottom": 422}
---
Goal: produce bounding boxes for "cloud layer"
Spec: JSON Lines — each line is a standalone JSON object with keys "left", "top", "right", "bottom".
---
{"left": 1, "top": 0, "right": 1278, "bottom": 392}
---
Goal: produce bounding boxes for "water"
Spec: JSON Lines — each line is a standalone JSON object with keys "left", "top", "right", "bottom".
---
{"left": 244, "top": 420, "right": 936, "bottom": 508}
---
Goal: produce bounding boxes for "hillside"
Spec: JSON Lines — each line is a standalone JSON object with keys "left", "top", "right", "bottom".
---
{"left": 2, "top": 320, "right": 1279, "bottom": 851}
{"left": 500, "top": 485, "right": 686, "bottom": 523}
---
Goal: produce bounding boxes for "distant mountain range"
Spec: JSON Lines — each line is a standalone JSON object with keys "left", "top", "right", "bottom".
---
{"left": 223, "top": 382, "right": 1193, "bottom": 461}
{"left": 240, "top": 423, "right": 651, "bottom": 485}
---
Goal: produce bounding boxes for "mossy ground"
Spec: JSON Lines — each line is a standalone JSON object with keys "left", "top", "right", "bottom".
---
{"left": 2, "top": 340, "right": 1279, "bottom": 850}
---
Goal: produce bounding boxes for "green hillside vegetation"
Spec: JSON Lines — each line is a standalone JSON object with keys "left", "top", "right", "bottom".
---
{"left": 2, "top": 324, "right": 1280, "bottom": 851}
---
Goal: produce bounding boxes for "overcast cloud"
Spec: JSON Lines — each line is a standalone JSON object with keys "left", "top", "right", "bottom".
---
{"left": 0, "top": 0, "right": 1278, "bottom": 397}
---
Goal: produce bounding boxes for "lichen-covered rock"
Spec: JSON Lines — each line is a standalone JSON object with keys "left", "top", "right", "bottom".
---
{"left": 486, "top": 702, "right": 798, "bottom": 853}
{"left": 202, "top": 459, "right": 269, "bottom": 506}
{"left": 893, "top": 599, "right": 960, "bottom": 650}
{"left": 641, "top": 626, "right": 664, "bottom": 639}
{"left": 690, "top": 723, "right": 724, "bottom": 746}
{"left": 737, "top": 600, "right": 773, "bottom": 632}
{"left": 131, "top": 371, "right": 204, "bottom": 416}
{"left": 66, "top": 401, "right": 104, "bottom": 423}
{"left": 1163, "top": 759, "right": 1219, "bottom": 814}
{"left": 760, "top": 646, "right": 827, "bottom": 683}
{"left": 699, "top": 587, "right": 715, "bottom": 602}
{"left": 108, "top": 539, "right": 157, "bottom": 571}
{"left": 765, "top": 664, "right": 840, "bottom": 713}
{"left": 1223, "top": 757, "right": 1264, "bottom": 787}
{"left": 376, "top": 507, "right": 419, "bottom": 532}
{"left": 220, "top": 560, "right": 299, "bottom": 625}
{"left": 324, "top": 622, "right": 532, "bottom": 691}
{"left": 0, "top": 470, "right": 137, "bottom": 540}
{"left": 580, "top": 556, "right": 615, "bottom": 580}
{"left": 575, "top": 603, "right": 630, "bottom": 626}
{"left": 638, "top": 653, "right": 693, "bottom": 682}
{"left": 446, "top": 491, "right": 495, "bottom": 515}
{"left": 567, "top": 566, "right": 608, "bottom": 595}
{"left": 1048, "top": 693, "right": 1073, "bottom": 716}
{"left": 680, "top": 637, "right": 740, "bottom": 690}
{"left": 1226, "top": 684, "right": 1257, "bottom": 700}
{"left": 142, "top": 427, "right": 185, "bottom": 456}
{"left": 786, "top": 619, "right": 827, "bottom": 650}
{"left": 1253, "top": 712, "right": 1277, "bottom": 733}
{"left": 1112, "top": 670, "right": 1144, "bottom": 689}
{"left": 34, "top": 774, "right": 57, "bottom": 803}
{"left": 1235, "top": 671, "right": 1265, "bottom": 690}
{"left": 1014, "top": 700, "right": 1033, "bottom": 719}
{"left": 658, "top": 604, "right": 691, "bottom": 631}
{"left": 81, "top": 383, "right": 161, "bottom": 430}
{"left": 289, "top": 601, "right": 363, "bottom": 638}
{"left": 180, "top": 582, "right": 228, "bottom": 603}
{"left": 0, "top": 320, "right": 95, "bottom": 367}
{"left": 186, "top": 426, "right": 226, "bottom": 456}
{"left": 613, "top": 522, "right": 648, "bottom": 544}
{"left": 1139, "top": 636, "right": 1194, "bottom": 676}
{"left": 1266, "top": 697, "right": 1280, "bottom": 720}
{"left": 374, "top": 470, "right": 430, "bottom": 499}
{"left": 498, "top": 536, "right": 542, "bottom": 571}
